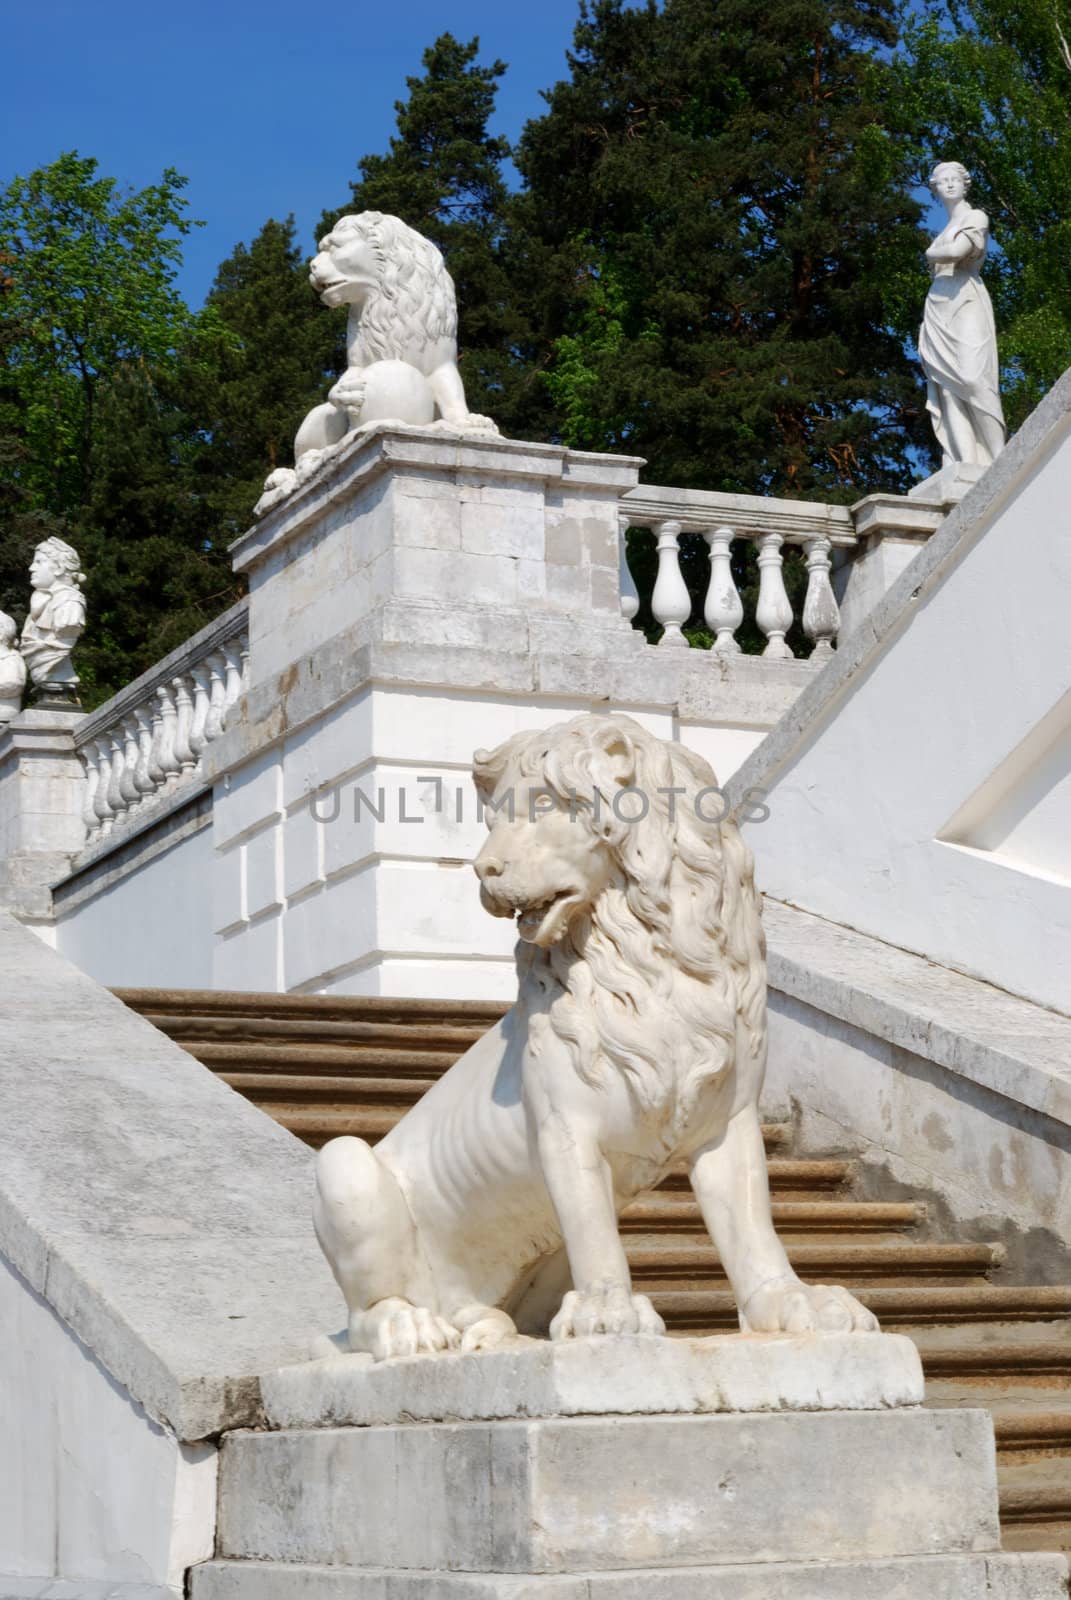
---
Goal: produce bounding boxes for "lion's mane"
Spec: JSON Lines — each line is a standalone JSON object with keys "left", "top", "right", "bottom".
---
{"left": 330, "top": 212, "right": 457, "bottom": 365}
{"left": 474, "top": 715, "right": 767, "bottom": 1142}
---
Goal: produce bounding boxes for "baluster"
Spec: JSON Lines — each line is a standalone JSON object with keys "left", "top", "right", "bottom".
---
{"left": 155, "top": 683, "right": 181, "bottom": 792}
{"left": 651, "top": 520, "right": 691, "bottom": 649}
{"left": 188, "top": 663, "right": 212, "bottom": 760}
{"left": 204, "top": 651, "right": 227, "bottom": 742}
{"left": 119, "top": 716, "right": 141, "bottom": 812}
{"left": 81, "top": 740, "right": 102, "bottom": 840}
{"left": 93, "top": 739, "right": 115, "bottom": 837}
{"left": 618, "top": 515, "right": 640, "bottom": 623}
{"left": 133, "top": 705, "right": 156, "bottom": 804}
{"left": 172, "top": 675, "right": 197, "bottom": 775}
{"left": 803, "top": 536, "right": 840, "bottom": 658}
{"left": 222, "top": 639, "right": 244, "bottom": 721}
{"left": 106, "top": 732, "right": 130, "bottom": 824}
{"left": 703, "top": 527, "right": 744, "bottom": 655}
{"left": 755, "top": 532, "right": 795, "bottom": 660}
{"left": 239, "top": 635, "right": 250, "bottom": 688}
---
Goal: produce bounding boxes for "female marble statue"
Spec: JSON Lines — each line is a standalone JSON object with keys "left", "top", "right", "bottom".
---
{"left": 0, "top": 611, "right": 27, "bottom": 723}
{"left": 918, "top": 161, "right": 1005, "bottom": 469}
{"left": 20, "top": 537, "right": 87, "bottom": 701}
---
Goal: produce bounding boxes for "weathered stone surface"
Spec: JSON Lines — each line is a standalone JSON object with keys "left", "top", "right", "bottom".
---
{"left": 0, "top": 1583, "right": 178, "bottom": 1599}
{"left": 191, "top": 1553, "right": 1070, "bottom": 1600}
{"left": 0, "top": 908, "right": 340, "bottom": 1442}
{"left": 263, "top": 1332, "right": 924, "bottom": 1429}
{"left": 218, "top": 1408, "right": 999, "bottom": 1572}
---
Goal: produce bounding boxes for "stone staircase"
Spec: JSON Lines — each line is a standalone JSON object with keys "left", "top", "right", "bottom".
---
{"left": 117, "top": 986, "right": 1071, "bottom": 1557}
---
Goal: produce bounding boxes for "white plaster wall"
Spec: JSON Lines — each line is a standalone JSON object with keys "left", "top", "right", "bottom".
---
{"left": 739, "top": 414, "right": 1071, "bottom": 1017}
{"left": 210, "top": 685, "right": 757, "bottom": 997}
{"left": 54, "top": 822, "right": 214, "bottom": 990}
{"left": 0, "top": 1256, "right": 216, "bottom": 1592}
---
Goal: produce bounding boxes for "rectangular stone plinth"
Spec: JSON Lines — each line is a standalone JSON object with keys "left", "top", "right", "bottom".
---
{"left": 193, "top": 1552, "right": 1069, "bottom": 1600}
{"left": 262, "top": 1332, "right": 924, "bottom": 1429}
{"left": 218, "top": 1407, "right": 998, "bottom": 1573}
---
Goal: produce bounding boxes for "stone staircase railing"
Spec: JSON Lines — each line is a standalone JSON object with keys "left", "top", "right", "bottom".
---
{"left": 621, "top": 485, "right": 857, "bottom": 657}
{"left": 75, "top": 600, "right": 249, "bottom": 847}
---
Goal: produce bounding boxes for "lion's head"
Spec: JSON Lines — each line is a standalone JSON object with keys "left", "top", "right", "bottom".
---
{"left": 473, "top": 714, "right": 767, "bottom": 1115}
{"left": 309, "top": 212, "right": 456, "bottom": 364}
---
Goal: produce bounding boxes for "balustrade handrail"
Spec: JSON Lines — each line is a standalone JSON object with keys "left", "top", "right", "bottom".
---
{"left": 73, "top": 598, "right": 249, "bottom": 749}
{"left": 76, "top": 599, "right": 249, "bottom": 852}
{"left": 618, "top": 487, "right": 852, "bottom": 660}
{"left": 623, "top": 484, "right": 857, "bottom": 546}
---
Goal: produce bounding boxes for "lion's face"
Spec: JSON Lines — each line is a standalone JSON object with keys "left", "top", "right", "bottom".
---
{"left": 309, "top": 225, "right": 380, "bottom": 309}
{"left": 474, "top": 769, "right": 614, "bottom": 948}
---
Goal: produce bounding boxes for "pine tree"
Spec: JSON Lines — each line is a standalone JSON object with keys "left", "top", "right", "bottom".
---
{"left": 513, "top": 0, "right": 931, "bottom": 498}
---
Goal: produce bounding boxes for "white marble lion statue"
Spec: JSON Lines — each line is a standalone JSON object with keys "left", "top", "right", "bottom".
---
{"left": 314, "top": 713, "right": 879, "bottom": 1359}
{"left": 256, "top": 211, "right": 498, "bottom": 514}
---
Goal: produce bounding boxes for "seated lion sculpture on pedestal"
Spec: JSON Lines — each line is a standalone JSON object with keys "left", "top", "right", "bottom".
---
{"left": 255, "top": 211, "right": 499, "bottom": 515}
{"left": 314, "top": 714, "right": 879, "bottom": 1358}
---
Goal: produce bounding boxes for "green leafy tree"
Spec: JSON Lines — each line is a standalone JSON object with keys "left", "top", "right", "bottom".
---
{"left": 0, "top": 151, "right": 198, "bottom": 511}
{"left": 898, "top": 0, "right": 1071, "bottom": 427}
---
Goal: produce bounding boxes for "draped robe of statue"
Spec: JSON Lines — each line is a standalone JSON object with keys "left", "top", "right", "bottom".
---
{"left": 918, "top": 208, "right": 1005, "bottom": 468}
{"left": 21, "top": 584, "right": 87, "bottom": 692}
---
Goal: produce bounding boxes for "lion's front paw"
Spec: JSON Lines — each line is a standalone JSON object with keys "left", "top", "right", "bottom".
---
{"left": 550, "top": 1284, "right": 666, "bottom": 1340}
{"left": 457, "top": 412, "right": 500, "bottom": 436}
{"left": 254, "top": 467, "right": 298, "bottom": 516}
{"left": 351, "top": 1297, "right": 462, "bottom": 1360}
{"left": 742, "top": 1276, "right": 879, "bottom": 1335}
{"left": 328, "top": 371, "right": 367, "bottom": 422}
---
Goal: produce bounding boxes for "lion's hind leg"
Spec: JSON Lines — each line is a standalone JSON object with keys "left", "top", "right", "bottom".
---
{"left": 314, "top": 1136, "right": 459, "bottom": 1359}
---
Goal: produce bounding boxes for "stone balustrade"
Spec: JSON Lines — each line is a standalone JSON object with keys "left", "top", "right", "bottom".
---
{"left": 621, "top": 485, "right": 857, "bottom": 658}
{"left": 75, "top": 601, "right": 249, "bottom": 847}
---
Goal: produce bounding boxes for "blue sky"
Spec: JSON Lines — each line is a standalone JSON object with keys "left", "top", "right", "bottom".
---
{"left": 4, "top": 0, "right": 588, "bottom": 307}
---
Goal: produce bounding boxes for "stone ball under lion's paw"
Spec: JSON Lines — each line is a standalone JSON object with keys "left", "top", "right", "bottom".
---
{"left": 358, "top": 360, "right": 436, "bottom": 428}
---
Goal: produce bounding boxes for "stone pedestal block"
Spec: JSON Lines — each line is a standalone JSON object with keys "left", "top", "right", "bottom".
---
{"left": 217, "top": 1406, "right": 998, "bottom": 1573}
{"left": 0, "top": 707, "right": 86, "bottom": 924}
{"left": 192, "top": 1552, "right": 1070, "bottom": 1599}
{"left": 838, "top": 493, "right": 947, "bottom": 642}
{"left": 262, "top": 1332, "right": 925, "bottom": 1428}
{"left": 229, "top": 426, "right": 644, "bottom": 693}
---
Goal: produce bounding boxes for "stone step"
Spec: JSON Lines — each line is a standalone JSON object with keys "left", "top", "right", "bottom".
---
{"left": 114, "top": 986, "right": 508, "bottom": 1029}
{"left": 631, "top": 1238, "right": 1003, "bottom": 1288}
{"left": 619, "top": 1195, "right": 925, "bottom": 1234}
{"left": 916, "top": 1341, "right": 1071, "bottom": 1382}
{"left": 189, "top": 1553, "right": 1071, "bottom": 1598}
{"left": 654, "top": 1284, "right": 1071, "bottom": 1333}
{"left": 150, "top": 1013, "right": 493, "bottom": 1051}
{"left": 999, "top": 1461, "right": 1071, "bottom": 1531}
{"left": 189, "top": 1042, "right": 470, "bottom": 1075}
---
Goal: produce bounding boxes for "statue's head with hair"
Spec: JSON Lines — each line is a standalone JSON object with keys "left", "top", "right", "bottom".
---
{"left": 31, "top": 537, "right": 86, "bottom": 590}
{"left": 929, "top": 160, "right": 971, "bottom": 197}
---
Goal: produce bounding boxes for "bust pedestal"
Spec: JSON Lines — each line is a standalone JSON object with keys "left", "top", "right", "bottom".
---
{"left": 0, "top": 706, "right": 86, "bottom": 928}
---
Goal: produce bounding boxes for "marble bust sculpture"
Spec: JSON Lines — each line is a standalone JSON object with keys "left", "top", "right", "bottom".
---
{"left": 314, "top": 713, "right": 878, "bottom": 1359}
{"left": 256, "top": 211, "right": 498, "bottom": 514}
{"left": 0, "top": 611, "right": 27, "bottom": 723}
{"left": 917, "top": 161, "right": 1005, "bottom": 479}
{"left": 20, "top": 537, "right": 87, "bottom": 703}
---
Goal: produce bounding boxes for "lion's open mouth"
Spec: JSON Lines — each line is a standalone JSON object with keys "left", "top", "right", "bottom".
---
{"left": 516, "top": 889, "right": 578, "bottom": 945}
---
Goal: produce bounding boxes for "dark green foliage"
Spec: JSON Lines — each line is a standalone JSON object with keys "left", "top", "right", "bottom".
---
{"left": 190, "top": 215, "right": 345, "bottom": 543}
{"left": 514, "top": 0, "right": 932, "bottom": 503}
{"left": 321, "top": 33, "right": 543, "bottom": 429}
